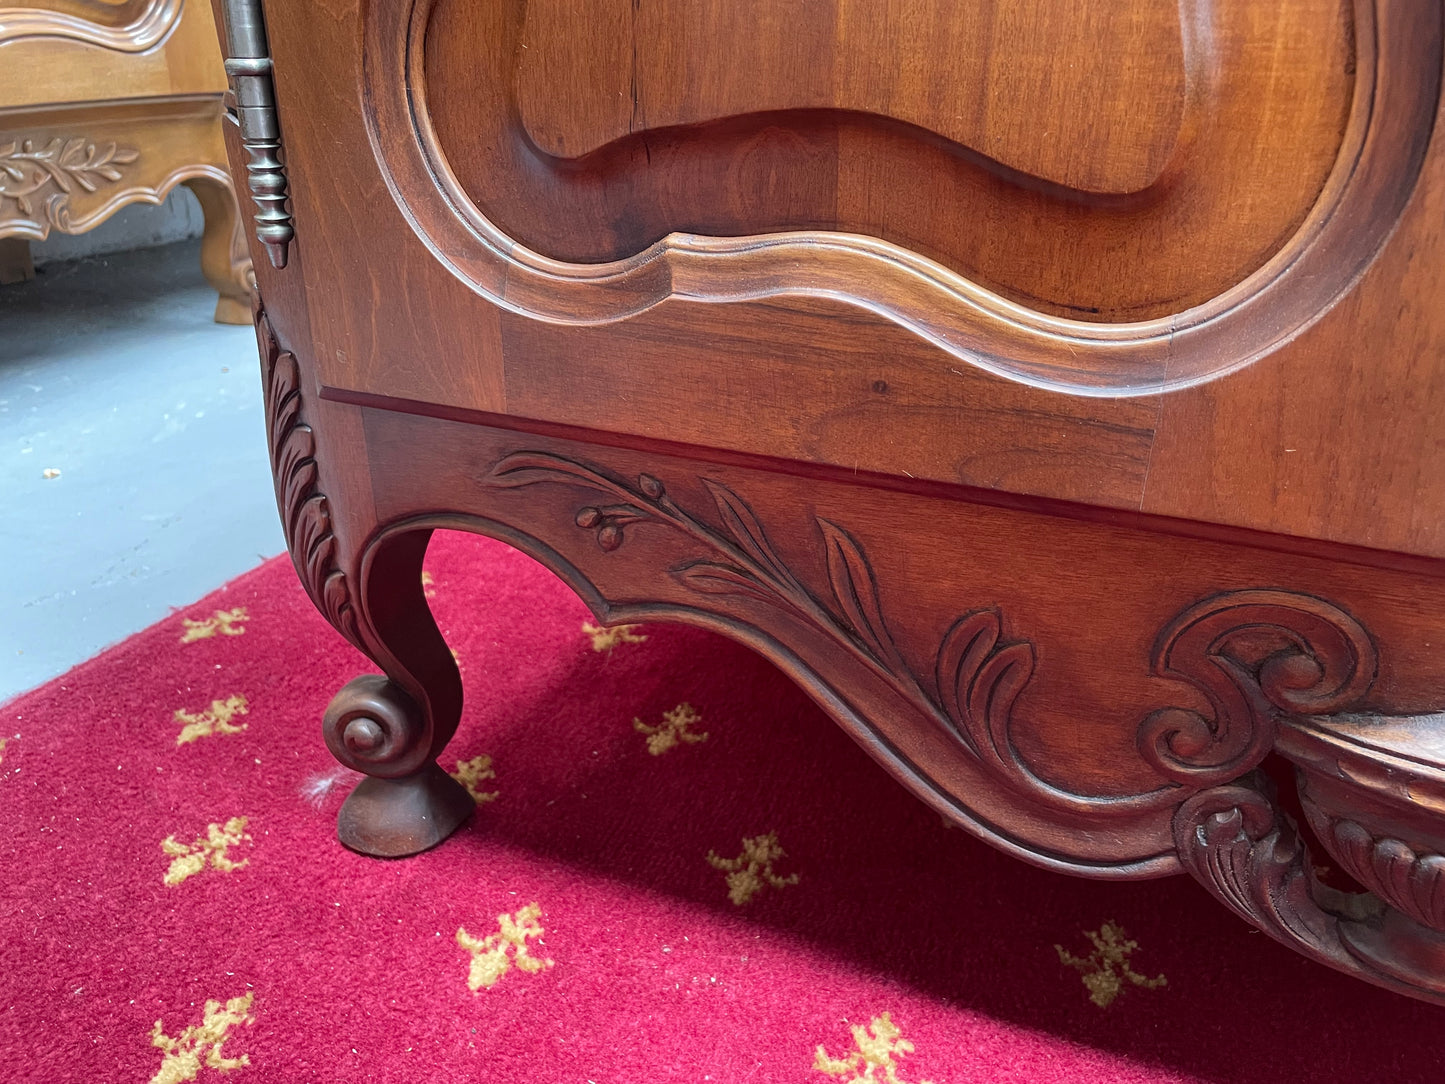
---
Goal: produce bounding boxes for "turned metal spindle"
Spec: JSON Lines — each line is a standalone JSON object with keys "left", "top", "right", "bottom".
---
{"left": 219, "top": 0, "right": 293, "bottom": 269}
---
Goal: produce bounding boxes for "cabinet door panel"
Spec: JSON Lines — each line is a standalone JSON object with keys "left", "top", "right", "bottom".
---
{"left": 362, "top": 0, "right": 1439, "bottom": 395}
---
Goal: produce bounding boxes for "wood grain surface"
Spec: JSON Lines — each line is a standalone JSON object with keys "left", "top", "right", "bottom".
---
{"left": 220, "top": 0, "right": 1445, "bottom": 1000}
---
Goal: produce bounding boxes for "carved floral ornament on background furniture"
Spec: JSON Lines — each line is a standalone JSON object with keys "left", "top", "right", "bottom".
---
{"left": 0, "top": 136, "right": 139, "bottom": 230}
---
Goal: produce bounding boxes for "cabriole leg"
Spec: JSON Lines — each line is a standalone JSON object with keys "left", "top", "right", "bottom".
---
{"left": 256, "top": 304, "right": 471, "bottom": 856}
{"left": 320, "top": 528, "right": 474, "bottom": 857}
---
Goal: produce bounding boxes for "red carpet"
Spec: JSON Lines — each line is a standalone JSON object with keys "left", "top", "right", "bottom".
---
{"left": 2, "top": 530, "right": 1442, "bottom": 1083}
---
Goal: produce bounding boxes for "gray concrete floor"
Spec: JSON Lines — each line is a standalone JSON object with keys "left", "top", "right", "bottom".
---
{"left": 0, "top": 240, "right": 284, "bottom": 703}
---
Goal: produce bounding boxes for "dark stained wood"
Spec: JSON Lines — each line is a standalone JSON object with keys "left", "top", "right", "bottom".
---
{"left": 216, "top": 0, "right": 1445, "bottom": 1002}
{"left": 427, "top": 0, "right": 1354, "bottom": 322}
{"left": 515, "top": 0, "right": 1187, "bottom": 193}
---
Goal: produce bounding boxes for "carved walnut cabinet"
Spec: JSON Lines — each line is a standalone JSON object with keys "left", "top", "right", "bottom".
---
{"left": 212, "top": 0, "right": 1445, "bottom": 1003}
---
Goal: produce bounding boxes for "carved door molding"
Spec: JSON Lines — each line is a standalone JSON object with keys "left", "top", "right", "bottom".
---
{"left": 360, "top": 0, "right": 1442, "bottom": 395}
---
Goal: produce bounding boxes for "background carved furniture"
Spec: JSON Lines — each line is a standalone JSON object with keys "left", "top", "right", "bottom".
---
{"left": 0, "top": 0, "right": 252, "bottom": 321}
{"left": 215, "top": 0, "right": 1445, "bottom": 1004}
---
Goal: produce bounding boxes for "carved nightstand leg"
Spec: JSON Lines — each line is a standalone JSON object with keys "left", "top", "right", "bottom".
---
{"left": 320, "top": 530, "right": 474, "bottom": 858}
{"left": 186, "top": 175, "right": 254, "bottom": 326}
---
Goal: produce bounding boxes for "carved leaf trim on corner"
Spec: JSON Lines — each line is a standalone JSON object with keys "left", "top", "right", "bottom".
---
{"left": 1327, "top": 819, "right": 1445, "bottom": 931}
{"left": 257, "top": 308, "right": 361, "bottom": 650}
{"left": 1170, "top": 780, "right": 1445, "bottom": 1003}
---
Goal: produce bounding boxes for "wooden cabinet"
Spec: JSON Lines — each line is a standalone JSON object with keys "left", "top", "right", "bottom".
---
{"left": 215, "top": 0, "right": 1445, "bottom": 1003}
{"left": 0, "top": 0, "right": 252, "bottom": 320}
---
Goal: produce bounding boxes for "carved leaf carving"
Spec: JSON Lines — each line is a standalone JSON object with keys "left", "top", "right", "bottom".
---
{"left": 0, "top": 137, "right": 140, "bottom": 233}
{"left": 819, "top": 518, "right": 908, "bottom": 675}
{"left": 1175, "top": 779, "right": 1445, "bottom": 1004}
{"left": 483, "top": 453, "right": 1378, "bottom": 821}
{"left": 484, "top": 451, "right": 1177, "bottom": 815}
{"left": 1327, "top": 820, "right": 1445, "bottom": 932}
{"left": 673, "top": 561, "right": 777, "bottom": 604}
{"left": 704, "top": 478, "right": 797, "bottom": 591}
{"left": 936, "top": 611, "right": 1035, "bottom": 764}
{"left": 256, "top": 307, "right": 361, "bottom": 649}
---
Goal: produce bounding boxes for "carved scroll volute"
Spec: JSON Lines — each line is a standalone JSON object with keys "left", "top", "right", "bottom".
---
{"left": 218, "top": 0, "right": 293, "bottom": 269}
{"left": 1176, "top": 777, "right": 1445, "bottom": 1004}
{"left": 1137, "top": 591, "right": 1377, "bottom": 788}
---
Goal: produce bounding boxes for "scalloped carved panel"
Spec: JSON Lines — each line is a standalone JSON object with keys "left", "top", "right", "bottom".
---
{"left": 363, "top": 0, "right": 1442, "bottom": 394}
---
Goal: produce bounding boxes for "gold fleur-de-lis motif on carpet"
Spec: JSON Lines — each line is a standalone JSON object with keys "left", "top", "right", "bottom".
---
{"left": 814, "top": 1013, "right": 932, "bottom": 1084}
{"left": 706, "top": 831, "right": 800, "bottom": 905}
{"left": 1056, "top": 921, "right": 1167, "bottom": 1008}
{"left": 161, "top": 817, "right": 252, "bottom": 886}
{"left": 422, "top": 570, "right": 437, "bottom": 598}
{"left": 0, "top": 736, "right": 8, "bottom": 768}
{"left": 582, "top": 620, "right": 647, "bottom": 653}
{"left": 173, "top": 696, "right": 249, "bottom": 746}
{"left": 149, "top": 991, "right": 254, "bottom": 1084}
{"left": 450, "top": 754, "right": 499, "bottom": 804}
{"left": 456, "top": 902, "right": 554, "bottom": 991}
{"left": 179, "top": 607, "right": 249, "bottom": 644}
{"left": 633, "top": 702, "right": 709, "bottom": 755}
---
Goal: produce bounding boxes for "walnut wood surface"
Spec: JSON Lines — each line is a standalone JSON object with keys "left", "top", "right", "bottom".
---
{"left": 241, "top": 0, "right": 1445, "bottom": 557}
{"left": 433, "top": 0, "right": 1351, "bottom": 322}
{"left": 219, "top": 0, "right": 1445, "bottom": 1002}
{"left": 515, "top": 0, "right": 1188, "bottom": 194}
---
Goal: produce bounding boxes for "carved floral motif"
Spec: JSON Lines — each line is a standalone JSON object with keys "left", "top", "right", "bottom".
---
{"left": 488, "top": 452, "right": 1378, "bottom": 815}
{"left": 489, "top": 452, "right": 1102, "bottom": 804}
{"left": 0, "top": 136, "right": 138, "bottom": 232}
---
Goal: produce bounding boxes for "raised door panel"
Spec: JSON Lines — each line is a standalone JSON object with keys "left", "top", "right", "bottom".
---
{"left": 368, "top": 0, "right": 1438, "bottom": 394}
{"left": 491, "top": 0, "right": 1325, "bottom": 324}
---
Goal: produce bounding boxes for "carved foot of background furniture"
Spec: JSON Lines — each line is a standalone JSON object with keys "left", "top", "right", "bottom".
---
{"left": 322, "top": 674, "right": 474, "bottom": 857}
{"left": 1175, "top": 776, "right": 1445, "bottom": 1005}
{"left": 187, "top": 175, "right": 254, "bottom": 325}
{"left": 0, "top": 238, "right": 34, "bottom": 284}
